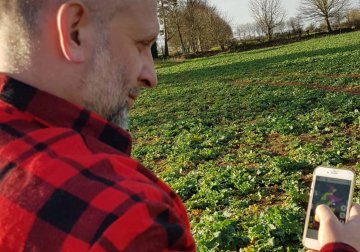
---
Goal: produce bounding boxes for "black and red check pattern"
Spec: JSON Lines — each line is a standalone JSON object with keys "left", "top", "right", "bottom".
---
{"left": 321, "top": 243, "right": 358, "bottom": 252}
{"left": 0, "top": 76, "right": 196, "bottom": 251}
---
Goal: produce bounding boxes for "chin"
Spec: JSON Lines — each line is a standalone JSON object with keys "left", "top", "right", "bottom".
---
{"left": 117, "top": 118, "right": 129, "bottom": 130}
{"left": 110, "top": 108, "right": 129, "bottom": 130}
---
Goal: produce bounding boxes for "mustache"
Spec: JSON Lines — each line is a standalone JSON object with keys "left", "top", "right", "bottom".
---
{"left": 128, "top": 87, "right": 140, "bottom": 98}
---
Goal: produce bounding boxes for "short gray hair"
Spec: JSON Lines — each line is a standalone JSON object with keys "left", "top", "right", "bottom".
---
{"left": 0, "top": 0, "right": 117, "bottom": 34}
{"left": 0, "top": 0, "right": 122, "bottom": 72}
{"left": 0, "top": 1, "right": 54, "bottom": 33}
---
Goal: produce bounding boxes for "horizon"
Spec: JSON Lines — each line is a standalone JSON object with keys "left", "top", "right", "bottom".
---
{"left": 208, "top": 0, "right": 359, "bottom": 29}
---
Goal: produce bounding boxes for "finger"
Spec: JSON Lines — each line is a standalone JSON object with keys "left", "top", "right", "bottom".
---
{"left": 315, "top": 205, "right": 342, "bottom": 246}
{"left": 315, "top": 204, "right": 338, "bottom": 224}
{"left": 349, "top": 203, "right": 360, "bottom": 218}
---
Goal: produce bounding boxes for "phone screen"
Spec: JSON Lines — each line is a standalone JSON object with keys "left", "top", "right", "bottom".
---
{"left": 306, "top": 176, "right": 351, "bottom": 239}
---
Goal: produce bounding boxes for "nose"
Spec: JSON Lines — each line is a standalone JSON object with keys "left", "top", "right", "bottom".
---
{"left": 139, "top": 50, "right": 158, "bottom": 88}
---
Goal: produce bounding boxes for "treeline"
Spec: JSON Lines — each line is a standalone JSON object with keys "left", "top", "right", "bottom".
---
{"left": 237, "top": 0, "right": 360, "bottom": 43}
{"left": 157, "top": 0, "right": 360, "bottom": 57}
{"left": 158, "top": 0, "right": 232, "bottom": 57}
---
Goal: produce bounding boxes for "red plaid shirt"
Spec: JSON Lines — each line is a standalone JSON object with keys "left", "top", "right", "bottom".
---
{"left": 321, "top": 243, "right": 358, "bottom": 252}
{"left": 0, "top": 76, "right": 195, "bottom": 251}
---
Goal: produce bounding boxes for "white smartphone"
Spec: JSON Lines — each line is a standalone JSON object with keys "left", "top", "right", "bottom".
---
{"left": 303, "top": 166, "right": 355, "bottom": 250}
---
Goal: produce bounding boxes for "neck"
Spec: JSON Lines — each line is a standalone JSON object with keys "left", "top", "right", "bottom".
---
{"left": 7, "top": 68, "right": 82, "bottom": 107}
{"left": 0, "top": 36, "right": 85, "bottom": 110}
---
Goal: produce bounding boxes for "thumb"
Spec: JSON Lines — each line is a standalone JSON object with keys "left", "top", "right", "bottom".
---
{"left": 315, "top": 204, "right": 342, "bottom": 246}
{"left": 315, "top": 204, "right": 338, "bottom": 224}
{"left": 349, "top": 203, "right": 360, "bottom": 219}
{"left": 347, "top": 203, "right": 360, "bottom": 223}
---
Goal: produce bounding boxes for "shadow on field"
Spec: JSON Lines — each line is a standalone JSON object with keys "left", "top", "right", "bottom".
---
{"left": 244, "top": 46, "right": 282, "bottom": 55}
{"left": 157, "top": 44, "right": 360, "bottom": 84}
{"left": 155, "top": 60, "right": 187, "bottom": 70}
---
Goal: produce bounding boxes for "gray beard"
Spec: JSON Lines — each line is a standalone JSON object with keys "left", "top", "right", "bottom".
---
{"left": 107, "top": 106, "right": 129, "bottom": 130}
{"left": 82, "top": 31, "right": 130, "bottom": 131}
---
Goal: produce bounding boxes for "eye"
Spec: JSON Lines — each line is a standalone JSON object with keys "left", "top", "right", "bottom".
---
{"left": 136, "top": 41, "right": 154, "bottom": 54}
{"left": 135, "top": 35, "right": 157, "bottom": 52}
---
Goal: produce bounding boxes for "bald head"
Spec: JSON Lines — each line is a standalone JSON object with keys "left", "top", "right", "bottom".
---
{"left": 0, "top": 0, "right": 45, "bottom": 29}
{"left": 0, "top": 0, "right": 60, "bottom": 36}
{"left": 0, "top": 0, "right": 128, "bottom": 74}
{"left": 0, "top": 0, "right": 126, "bottom": 34}
{"left": 0, "top": 1, "right": 53, "bottom": 71}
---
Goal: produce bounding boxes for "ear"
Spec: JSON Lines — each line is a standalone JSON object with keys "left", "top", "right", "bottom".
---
{"left": 57, "top": 2, "right": 90, "bottom": 62}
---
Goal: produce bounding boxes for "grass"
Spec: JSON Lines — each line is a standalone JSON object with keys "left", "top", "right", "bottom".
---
{"left": 130, "top": 31, "right": 360, "bottom": 251}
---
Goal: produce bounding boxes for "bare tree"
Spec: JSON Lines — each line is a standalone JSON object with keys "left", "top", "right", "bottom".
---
{"left": 165, "top": 0, "right": 233, "bottom": 53}
{"left": 236, "top": 24, "right": 248, "bottom": 40}
{"left": 249, "top": 0, "right": 286, "bottom": 41}
{"left": 299, "top": 0, "right": 351, "bottom": 33}
{"left": 287, "top": 16, "right": 303, "bottom": 38}
{"left": 252, "top": 22, "right": 264, "bottom": 38}
{"left": 158, "top": 0, "right": 178, "bottom": 57}
{"left": 276, "top": 20, "right": 286, "bottom": 34}
{"left": 346, "top": 8, "right": 360, "bottom": 28}
{"left": 246, "top": 23, "right": 257, "bottom": 38}
{"left": 208, "top": 11, "right": 233, "bottom": 51}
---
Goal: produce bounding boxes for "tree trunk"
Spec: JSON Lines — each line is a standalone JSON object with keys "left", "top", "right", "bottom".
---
{"left": 325, "top": 16, "right": 332, "bottom": 33}
{"left": 267, "top": 27, "right": 272, "bottom": 41}
{"left": 176, "top": 22, "right": 186, "bottom": 54}
{"left": 164, "top": 29, "right": 169, "bottom": 57}
{"left": 151, "top": 42, "right": 159, "bottom": 58}
{"left": 161, "top": 0, "right": 170, "bottom": 57}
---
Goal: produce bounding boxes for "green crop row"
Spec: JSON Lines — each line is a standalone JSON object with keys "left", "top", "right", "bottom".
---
{"left": 130, "top": 31, "right": 360, "bottom": 251}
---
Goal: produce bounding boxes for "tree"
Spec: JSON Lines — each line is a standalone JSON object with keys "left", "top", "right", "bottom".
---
{"left": 207, "top": 11, "right": 233, "bottom": 51}
{"left": 276, "top": 20, "right": 286, "bottom": 34}
{"left": 305, "top": 22, "right": 317, "bottom": 34}
{"left": 236, "top": 24, "right": 249, "bottom": 40}
{"left": 236, "top": 22, "right": 263, "bottom": 42}
{"left": 299, "top": 0, "right": 351, "bottom": 33}
{"left": 164, "top": 0, "right": 233, "bottom": 53}
{"left": 151, "top": 42, "right": 159, "bottom": 58}
{"left": 249, "top": 0, "right": 286, "bottom": 41}
{"left": 346, "top": 8, "right": 360, "bottom": 28}
{"left": 287, "top": 16, "right": 303, "bottom": 38}
{"left": 158, "top": 0, "right": 178, "bottom": 57}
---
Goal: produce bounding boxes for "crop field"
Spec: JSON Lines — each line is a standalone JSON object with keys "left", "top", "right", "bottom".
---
{"left": 130, "top": 31, "right": 360, "bottom": 251}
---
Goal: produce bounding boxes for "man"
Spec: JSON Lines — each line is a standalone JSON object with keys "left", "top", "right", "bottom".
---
{"left": 0, "top": 0, "right": 358, "bottom": 251}
{"left": 0, "top": 0, "right": 195, "bottom": 251}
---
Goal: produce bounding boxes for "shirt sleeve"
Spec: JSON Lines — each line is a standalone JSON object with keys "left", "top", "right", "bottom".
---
{"left": 320, "top": 242, "right": 358, "bottom": 252}
{"left": 89, "top": 200, "right": 196, "bottom": 252}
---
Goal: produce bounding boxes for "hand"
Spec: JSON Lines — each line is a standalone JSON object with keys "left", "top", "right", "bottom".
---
{"left": 307, "top": 203, "right": 360, "bottom": 252}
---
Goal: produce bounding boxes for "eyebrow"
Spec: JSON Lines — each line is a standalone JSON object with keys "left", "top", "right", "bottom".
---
{"left": 148, "top": 35, "right": 158, "bottom": 43}
{"left": 138, "top": 33, "right": 159, "bottom": 45}
{"left": 147, "top": 26, "right": 160, "bottom": 42}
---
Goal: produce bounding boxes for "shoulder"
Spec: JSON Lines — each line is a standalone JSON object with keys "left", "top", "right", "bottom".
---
{"left": 88, "top": 196, "right": 196, "bottom": 252}
{"left": 0, "top": 123, "right": 194, "bottom": 251}
{"left": 0, "top": 105, "right": 195, "bottom": 251}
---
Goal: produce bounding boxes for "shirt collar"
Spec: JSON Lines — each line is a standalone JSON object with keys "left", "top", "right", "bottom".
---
{"left": 0, "top": 76, "right": 132, "bottom": 155}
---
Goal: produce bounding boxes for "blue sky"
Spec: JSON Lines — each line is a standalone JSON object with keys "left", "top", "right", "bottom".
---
{"left": 207, "top": 0, "right": 359, "bottom": 28}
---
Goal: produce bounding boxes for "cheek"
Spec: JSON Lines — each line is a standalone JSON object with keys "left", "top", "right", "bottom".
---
{"left": 110, "top": 44, "right": 143, "bottom": 84}
{"left": 124, "top": 48, "right": 145, "bottom": 79}
{"left": 118, "top": 66, "right": 138, "bottom": 89}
